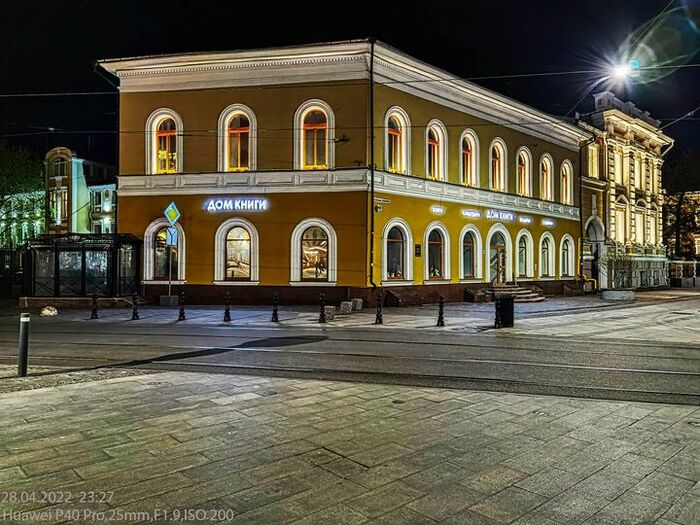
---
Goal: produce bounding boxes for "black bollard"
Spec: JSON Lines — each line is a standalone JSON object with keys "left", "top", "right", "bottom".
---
{"left": 374, "top": 290, "right": 383, "bottom": 325}
{"left": 18, "top": 313, "right": 30, "bottom": 377}
{"left": 437, "top": 295, "right": 445, "bottom": 327}
{"left": 177, "top": 291, "right": 186, "bottom": 321}
{"left": 223, "top": 292, "right": 231, "bottom": 323}
{"left": 131, "top": 293, "right": 140, "bottom": 321}
{"left": 90, "top": 290, "right": 99, "bottom": 320}
{"left": 319, "top": 293, "right": 326, "bottom": 324}
{"left": 271, "top": 291, "right": 280, "bottom": 323}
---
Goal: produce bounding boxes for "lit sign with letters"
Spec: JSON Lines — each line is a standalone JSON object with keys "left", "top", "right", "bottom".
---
{"left": 519, "top": 216, "right": 533, "bottom": 224}
{"left": 461, "top": 209, "right": 481, "bottom": 219}
{"left": 205, "top": 198, "right": 268, "bottom": 212}
{"left": 542, "top": 218, "right": 556, "bottom": 227}
{"left": 431, "top": 205, "right": 445, "bottom": 215}
{"left": 486, "top": 209, "right": 515, "bottom": 222}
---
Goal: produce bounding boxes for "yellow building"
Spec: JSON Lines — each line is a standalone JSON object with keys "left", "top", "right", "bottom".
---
{"left": 99, "top": 40, "right": 589, "bottom": 304}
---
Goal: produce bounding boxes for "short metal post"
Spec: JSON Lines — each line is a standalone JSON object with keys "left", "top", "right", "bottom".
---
{"left": 18, "top": 313, "right": 30, "bottom": 377}
{"left": 271, "top": 291, "right": 280, "bottom": 323}
{"left": 90, "top": 290, "right": 99, "bottom": 320}
{"left": 437, "top": 295, "right": 445, "bottom": 327}
{"left": 319, "top": 293, "right": 326, "bottom": 324}
{"left": 223, "top": 292, "right": 231, "bottom": 323}
{"left": 131, "top": 293, "right": 140, "bottom": 321}
{"left": 177, "top": 291, "right": 186, "bottom": 321}
{"left": 374, "top": 290, "right": 383, "bottom": 325}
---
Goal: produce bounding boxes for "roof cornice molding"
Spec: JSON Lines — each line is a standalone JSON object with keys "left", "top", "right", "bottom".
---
{"left": 99, "top": 40, "right": 589, "bottom": 149}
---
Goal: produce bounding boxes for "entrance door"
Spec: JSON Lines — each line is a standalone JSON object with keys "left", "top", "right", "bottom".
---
{"left": 490, "top": 232, "right": 507, "bottom": 284}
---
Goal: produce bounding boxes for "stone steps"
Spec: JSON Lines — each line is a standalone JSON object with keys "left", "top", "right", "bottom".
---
{"left": 484, "top": 284, "right": 545, "bottom": 303}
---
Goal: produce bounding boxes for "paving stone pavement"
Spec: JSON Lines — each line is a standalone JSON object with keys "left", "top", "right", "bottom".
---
{"left": 0, "top": 372, "right": 698, "bottom": 524}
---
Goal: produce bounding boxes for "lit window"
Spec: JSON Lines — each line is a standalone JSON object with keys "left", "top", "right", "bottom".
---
{"left": 154, "top": 227, "right": 178, "bottom": 280}
{"left": 462, "top": 231, "right": 475, "bottom": 278}
{"left": 540, "top": 156, "right": 552, "bottom": 201}
{"left": 462, "top": 136, "right": 473, "bottom": 186}
{"left": 517, "top": 150, "right": 530, "bottom": 196}
{"left": 155, "top": 118, "right": 177, "bottom": 174}
{"left": 490, "top": 140, "right": 506, "bottom": 191}
{"left": 427, "top": 229, "right": 444, "bottom": 279}
{"left": 227, "top": 114, "right": 250, "bottom": 172}
{"left": 303, "top": 110, "right": 328, "bottom": 169}
{"left": 387, "top": 116, "right": 402, "bottom": 173}
{"left": 561, "top": 162, "right": 572, "bottom": 204}
{"left": 225, "top": 226, "right": 251, "bottom": 280}
{"left": 51, "top": 158, "right": 67, "bottom": 178}
{"left": 301, "top": 226, "right": 328, "bottom": 281}
{"left": 540, "top": 237, "right": 551, "bottom": 277}
{"left": 427, "top": 128, "right": 440, "bottom": 180}
{"left": 386, "top": 226, "right": 405, "bottom": 279}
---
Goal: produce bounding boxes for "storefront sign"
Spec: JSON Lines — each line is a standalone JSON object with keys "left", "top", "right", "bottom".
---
{"left": 518, "top": 216, "right": 533, "bottom": 224}
{"left": 205, "top": 198, "right": 268, "bottom": 212}
{"left": 542, "top": 218, "right": 556, "bottom": 227}
{"left": 486, "top": 209, "right": 515, "bottom": 222}
{"left": 461, "top": 209, "right": 481, "bottom": 219}
{"left": 430, "top": 205, "right": 445, "bottom": 215}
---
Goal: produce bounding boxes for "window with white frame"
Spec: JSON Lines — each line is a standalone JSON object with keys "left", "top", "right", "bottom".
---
{"left": 560, "top": 161, "right": 573, "bottom": 205}
{"left": 613, "top": 149, "right": 623, "bottom": 185}
{"left": 385, "top": 107, "right": 410, "bottom": 174}
{"left": 382, "top": 219, "right": 413, "bottom": 283}
{"left": 427, "top": 229, "right": 445, "bottom": 279}
{"left": 490, "top": 139, "right": 507, "bottom": 192}
{"left": 517, "top": 231, "right": 534, "bottom": 278}
{"left": 426, "top": 121, "right": 447, "bottom": 181}
{"left": 634, "top": 209, "right": 645, "bottom": 244}
{"left": 217, "top": 104, "right": 257, "bottom": 172}
{"left": 539, "top": 155, "right": 553, "bottom": 201}
{"left": 460, "top": 130, "right": 478, "bottom": 187}
{"left": 143, "top": 218, "right": 186, "bottom": 282}
{"left": 146, "top": 109, "right": 183, "bottom": 175}
{"left": 290, "top": 218, "right": 337, "bottom": 284}
{"left": 293, "top": 100, "right": 335, "bottom": 170}
{"left": 588, "top": 143, "right": 599, "bottom": 179}
{"left": 560, "top": 237, "right": 574, "bottom": 277}
{"left": 462, "top": 231, "right": 476, "bottom": 278}
{"left": 649, "top": 211, "right": 658, "bottom": 245}
{"left": 214, "top": 218, "right": 259, "bottom": 283}
{"left": 540, "top": 235, "right": 553, "bottom": 277}
{"left": 516, "top": 147, "right": 531, "bottom": 196}
{"left": 615, "top": 205, "right": 628, "bottom": 244}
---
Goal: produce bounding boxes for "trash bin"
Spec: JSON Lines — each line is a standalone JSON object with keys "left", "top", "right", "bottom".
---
{"left": 494, "top": 295, "right": 514, "bottom": 328}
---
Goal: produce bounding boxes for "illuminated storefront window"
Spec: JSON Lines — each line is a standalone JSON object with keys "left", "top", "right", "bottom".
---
{"left": 386, "top": 226, "right": 405, "bottom": 279}
{"left": 302, "top": 110, "right": 328, "bottom": 169}
{"left": 462, "top": 231, "right": 475, "bottom": 278}
{"left": 518, "top": 236, "right": 528, "bottom": 277}
{"left": 562, "top": 239, "right": 571, "bottom": 276}
{"left": 427, "top": 229, "right": 444, "bottom": 279}
{"left": 225, "top": 226, "right": 251, "bottom": 280}
{"left": 301, "top": 226, "right": 328, "bottom": 281}
{"left": 541, "top": 237, "right": 551, "bottom": 276}
{"left": 154, "top": 227, "right": 178, "bottom": 279}
{"left": 156, "top": 118, "right": 177, "bottom": 174}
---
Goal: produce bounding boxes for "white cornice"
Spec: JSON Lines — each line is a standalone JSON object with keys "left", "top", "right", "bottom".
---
{"left": 99, "top": 41, "right": 589, "bottom": 150}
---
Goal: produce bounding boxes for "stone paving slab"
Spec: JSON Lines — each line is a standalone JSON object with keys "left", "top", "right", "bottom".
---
{"left": 0, "top": 371, "right": 698, "bottom": 524}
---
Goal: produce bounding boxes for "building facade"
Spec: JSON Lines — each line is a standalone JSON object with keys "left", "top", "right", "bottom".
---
{"left": 579, "top": 92, "right": 673, "bottom": 289}
{"left": 99, "top": 41, "right": 588, "bottom": 304}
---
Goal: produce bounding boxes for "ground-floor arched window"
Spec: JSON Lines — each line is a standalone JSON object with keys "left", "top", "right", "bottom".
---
{"left": 154, "top": 227, "right": 178, "bottom": 280}
{"left": 489, "top": 232, "right": 507, "bottom": 283}
{"left": 214, "top": 218, "right": 259, "bottom": 283}
{"left": 301, "top": 226, "right": 328, "bottom": 281}
{"left": 540, "top": 234, "right": 555, "bottom": 277}
{"left": 561, "top": 239, "right": 571, "bottom": 276}
{"left": 427, "top": 229, "right": 444, "bottom": 279}
{"left": 462, "top": 231, "right": 475, "bottom": 278}
{"left": 225, "top": 227, "right": 251, "bottom": 280}
{"left": 386, "top": 226, "right": 405, "bottom": 279}
{"left": 518, "top": 236, "right": 527, "bottom": 277}
{"left": 144, "top": 218, "right": 186, "bottom": 282}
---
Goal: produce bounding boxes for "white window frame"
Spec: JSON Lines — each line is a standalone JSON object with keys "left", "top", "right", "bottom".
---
{"left": 293, "top": 99, "right": 335, "bottom": 170}
{"left": 217, "top": 103, "right": 257, "bottom": 172}
{"left": 459, "top": 129, "right": 479, "bottom": 187}
{"left": 381, "top": 218, "right": 414, "bottom": 285}
{"left": 143, "top": 217, "right": 186, "bottom": 283}
{"left": 384, "top": 106, "right": 411, "bottom": 175}
{"left": 489, "top": 138, "right": 508, "bottom": 192}
{"left": 539, "top": 153, "right": 554, "bottom": 201}
{"left": 213, "top": 217, "right": 259, "bottom": 284}
{"left": 458, "top": 224, "right": 483, "bottom": 281}
{"left": 423, "top": 221, "right": 450, "bottom": 282}
{"left": 538, "top": 231, "right": 556, "bottom": 278}
{"left": 559, "top": 234, "right": 575, "bottom": 278}
{"left": 425, "top": 119, "right": 448, "bottom": 182}
{"left": 290, "top": 217, "right": 337, "bottom": 285}
{"left": 515, "top": 146, "right": 532, "bottom": 197}
{"left": 560, "top": 159, "right": 574, "bottom": 205}
{"left": 485, "top": 223, "right": 513, "bottom": 282}
{"left": 515, "top": 229, "right": 534, "bottom": 278}
{"left": 145, "top": 108, "right": 184, "bottom": 175}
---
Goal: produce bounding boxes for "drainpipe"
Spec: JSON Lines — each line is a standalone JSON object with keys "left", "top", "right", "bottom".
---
{"left": 578, "top": 134, "right": 596, "bottom": 280}
{"left": 369, "top": 38, "right": 377, "bottom": 289}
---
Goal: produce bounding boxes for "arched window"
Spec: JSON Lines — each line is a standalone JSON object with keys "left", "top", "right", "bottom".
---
{"left": 387, "top": 116, "right": 402, "bottom": 173}
{"left": 461, "top": 131, "right": 478, "bottom": 187}
{"left": 539, "top": 234, "right": 555, "bottom": 278}
{"left": 154, "top": 227, "right": 178, "bottom": 280}
{"left": 384, "top": 107, "right": 410, "bottom": 174}
{"left": 462, "top": 231, "right": 475, "bottom": 278}
{"left": 225, "top": 227, "right": 251, "bottom": 280}
{"left": 294, "top": 100, "right": 335, "bottom": 170}
{"left": 561, "top": 161, "right": 573, "bottom": 204}
{"left": 427, "top": 229, "right": 444, "bottom": 279}
{"left": 427, "top": 128, "right": 440, "bottom": 180}
{"left": 561, "top": 239, "right": 571, "bottom": 277}
{"left": 540, "top": 155, "right": 553, "bottom": 200}
{"left": 51, "top": 157, "right": 67, "bottom": 178}
{"left": 516, "top": 147, "right": 531, "bottom": 196}
{"left": 301, "top": 226, "right": 329, "bottom": 281}
{"left": 146, "top": 109, "right": 183, "bottom": 175}
{"left": 386, "top": 226, "right": 405, "bottom": 279}
{"left": 156, "top": 118, "right": 177, "bottom": 174}
{"left": 489, "top": 231, "right": 507, "bottom": 283}
{"left": 490, "top": 139, "right": 507, "bottom": 192}
{"left": 303, "top": 110, "right": 328, "bottom": 169}
{"left": 518, "top": 235, "right": 528, "bottom": 277}
{"left": 226, "top": 113, "right": 250, "bottom": 171}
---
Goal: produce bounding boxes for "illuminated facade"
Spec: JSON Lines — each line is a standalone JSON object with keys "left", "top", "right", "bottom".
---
{"left": 99, "top": 40, "right": 588, "bottom": 303}
{"left": 579, "top": 92, "right": 673, "bottom": 289}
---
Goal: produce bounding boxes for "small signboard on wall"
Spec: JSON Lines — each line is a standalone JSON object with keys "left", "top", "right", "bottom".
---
{"left": 414, "top": 244, "right": 422, "bottom": 257}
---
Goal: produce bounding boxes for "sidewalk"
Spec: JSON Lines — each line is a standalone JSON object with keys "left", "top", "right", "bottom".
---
{"left": 1, "top": 371, "right": 697, "bottom": 524}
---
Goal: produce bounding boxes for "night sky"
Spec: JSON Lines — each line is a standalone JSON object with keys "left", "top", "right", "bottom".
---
{"left": 1, "top": 0, "right": 698, "bottom": 175}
